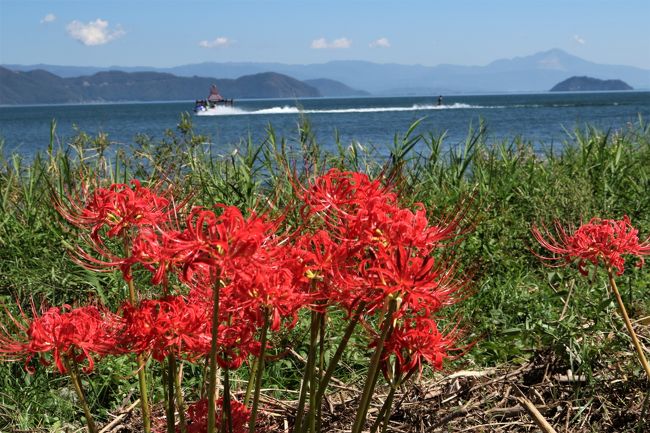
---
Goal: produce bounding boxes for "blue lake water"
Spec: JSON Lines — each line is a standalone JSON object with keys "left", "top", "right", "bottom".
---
{"left": 1, "top": 92, "right": 649, "bottom": 158}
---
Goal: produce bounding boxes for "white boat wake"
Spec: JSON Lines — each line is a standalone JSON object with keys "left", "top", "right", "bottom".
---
{"left": 195, "top": 102, "right": 490, "bottom": 116}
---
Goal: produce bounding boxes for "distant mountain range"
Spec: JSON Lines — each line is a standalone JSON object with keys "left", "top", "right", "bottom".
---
{"left": 5, "top": 49, "right": 650, "bottom": 103}
{"left": 550, "top": 76, "right": 633, "bottom": 92}
{"left": 0, "top": 68, "right": 370, "bottom": 105}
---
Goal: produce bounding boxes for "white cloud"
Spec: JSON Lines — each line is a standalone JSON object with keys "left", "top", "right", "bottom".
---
{"left": 331, "top": 38, "right": 351, "bottom": 49}
{"left": 66, "top": 19, "right": 125, "bottom": 46}
{"left": 198, "top": 37, "right": 232, "bottom": 48}
{"left": 40, "top": 13, "right": 56, "bottom": 24}
{"left": 311, "top": 37, "right": 351, "bottom": 49}
{"left": 370, "top": 38, "right": 390, "bottom": 48}
{"left": 311, "top": 38, "right": 328, "bottom": 49}
{"left": 573, "top": 35, "right": 586, "bottom": 45}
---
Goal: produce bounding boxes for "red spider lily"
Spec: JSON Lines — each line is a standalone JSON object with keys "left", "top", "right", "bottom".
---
{"left": 226, "top": 242, "right": 308, "bottom": 331}
{"left": 233, "top": 265, "right": 303, "bottom": 332}
{"left": 67, "top": 225, "right": 176, "bottom": 284}
{"left": 162, "top": 205, "right": 308, "bottom": 336}
{"left": 532, "top": 216, "right": 650, "bottom": 275}
{"left": 55, "top": 180, "right": 183, "bottom": 285}
{"left": 184, "top": 263, "right": 220, "bottom": 302}
{"left": 293, "top": 230, "right": 350, "bottom": 303}
{"left": 165, "top": 206, "right": 276, "bottom": 284}
{"left": 214, "top": 313, "right": 261, "bottom": 369}
{"left": 119, "top": 296, "right": 211, "bottom": 362}
{"left": 381, "top": 204, "right": 464, "bottom": 251}
{"left": 296, "top": 170, "right": 466, "bottom": 250}
{"left": 298, "top": 169, "right": 395, "bottom": 219}
{"left": 68, "top": 204, "right": 277, "bottom": 288}
{"left": 297, "top": 170, "right": 401, "bottom": 245}
{"left": 180, "top": 398, "right": 250, "bottom": 433}
{"left": 56, "top": 180, "right": 173, "bottom": 241}
{"left": 290, "top": 228, "right": 376, "bottom": 316}
{"left": 363, "top": 246, "right": 464, "bottom": 316}
{"left": 179, "top": 265, "right": 297, "bottom": 369}
{"left": 130, "top": 226, "right": 172, "bottom": 285}
{"left": 331, "top": 196, "right": 400, "bottom": 247}
{"left": 69, "top": 236, "right": 137, "bottom": 281}
{"left": 382, "top": 316, "right": 461, "bottom": 374}
{"left": 295, "top": 170, "right": 470, "bottom": 320}
{"left": 119, "top": 295, "right": 262, "bottom": 367}
{"left": 318, "top": 194, "right": 399, "bottom": 249}
{"left": 0, "top": 304, "right": 121, "bottom": 374}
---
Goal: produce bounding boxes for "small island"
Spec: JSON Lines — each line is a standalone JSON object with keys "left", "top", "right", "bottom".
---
{"left": 550, "top": 76, "right": 633, "bottom": 92}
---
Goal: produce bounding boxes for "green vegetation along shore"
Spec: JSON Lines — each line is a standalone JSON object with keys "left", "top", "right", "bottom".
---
{"left": 0, "top": 116, "right": 648, "bottom": 431}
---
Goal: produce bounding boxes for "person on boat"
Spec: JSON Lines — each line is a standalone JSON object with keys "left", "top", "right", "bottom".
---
{"left": 194, "top": 100, "right": 207, "bottom": 112}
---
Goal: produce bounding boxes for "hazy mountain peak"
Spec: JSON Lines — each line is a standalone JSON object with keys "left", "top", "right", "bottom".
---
{"left": 537, "top": 48, "right": 571, "bottom": 57}
{"left": 536, "top": 54, "right": 567, "bottom": 71}
{"left": 486, "top": 48, "right": 585, "bottom": 72}
{"left": 532, "top": 48, "right": 584, "bottom": 70}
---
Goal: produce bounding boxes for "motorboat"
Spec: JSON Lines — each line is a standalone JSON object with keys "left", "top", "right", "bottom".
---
{"left": 194, "top": 84, "right": 234, "bottom": 113}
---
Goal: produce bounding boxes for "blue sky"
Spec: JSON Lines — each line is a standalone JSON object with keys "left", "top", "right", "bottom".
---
{"left": 1, "top": 0, "right": 649, "bottom": 69}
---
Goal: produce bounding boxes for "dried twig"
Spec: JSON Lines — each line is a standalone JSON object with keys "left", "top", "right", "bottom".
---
{"left": 99, "top": 399, "right": 141, "bottom": 433}
{"left": 515, "top": 394, "right": 558, "bottom": 433}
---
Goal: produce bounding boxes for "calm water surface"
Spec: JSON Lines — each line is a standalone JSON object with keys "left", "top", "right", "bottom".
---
{"left": 1, "top": 92, "right": 649, "bottom": 158}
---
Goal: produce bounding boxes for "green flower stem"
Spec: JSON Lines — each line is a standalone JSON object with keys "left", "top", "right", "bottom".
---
{"left": 175, "top": 361, "right": 188, "bottom": 433}
{"left": 136, "top": 353, "right": 152, "bottom": 433}
{"left": 249, "top": 309, "right": 271, "bottom": 433}
{"left": 127, "top": 278, "right": 152, "bottom": 433}
{"left": 351, "top": 299, "right": 397, "bottom": 433}
{"left": 243, "top": 357, "right": 258, "bottom": 406}
{"left": 221, "top": 367, "right": 233, "bottom": 433}
{"left": 295, "top": 310, "right": 320, "bottom": 432}
{"left": 161, "top": 361, "right": 170, "bottom": 428}
{"left": 207, "top": 277, "right": 222, "bottom": 433}
{"left": 314, "top": 311, "right": 326, "bottom": 433}
{"left": 166, "top": 355, "right": 177, "bottom": 433}
{"left": 316, "top": 302, "right": 366, "bottom": 403}
{"left": 221, "top": 319, "right": 233, "bottom": 433}
{"left": 369, "top": 371, "right": 402, "bottom": 433}
{"left": 200, "top": 357, "right": 210, "bottom": 400}
{"left": 305, "top": 311, "right": 325, "bottom": 433}
{"left": 63, "top": 355, "right": 98, "bottom": 433}
{"left": 608, "top": 269, "right": 650, "bottom": 380}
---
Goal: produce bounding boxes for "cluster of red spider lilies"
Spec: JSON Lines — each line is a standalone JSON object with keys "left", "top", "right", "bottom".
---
{"left": 0, "top": 170, "right": 470, "bottom": 433}
{"left": 1, "top": 168, "right": 649, "bottom": 433}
